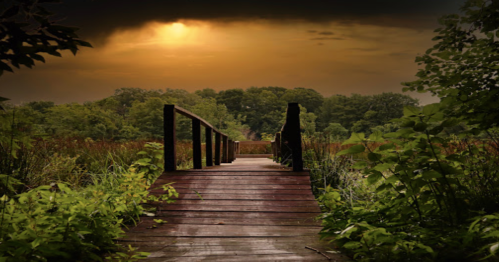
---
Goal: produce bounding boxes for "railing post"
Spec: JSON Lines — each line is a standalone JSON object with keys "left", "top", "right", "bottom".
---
{"left": 205, "top": 127, "right": 213, "bottom": 166}
{"left": 214, "top": 132, "right": 221, "bottom": 165}
{"left": 275, "top": 132, "right": 281, "bottom": 162}
{"left": 286, "top": 103, "right": 303, "bottom": 171}
{"left": 280, "top": 128, "right": 290, "bottom": 164}
{"left": 164, "top": 105, "right": 176, "bottom": 172}
{"left": 228, "top": 139, "right": 234, "bottom": 163}
{"left": 235, "top": 141, "right": 240, "bottom": 157}
{"left": 222, "top": 136, "right": 228, "bottom": 163}
{"left": 192, "top": 118, "right": 202, "bottom": 169}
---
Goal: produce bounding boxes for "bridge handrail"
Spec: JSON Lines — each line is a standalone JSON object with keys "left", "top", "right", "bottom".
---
{"left": 164, "top": 104, "right": 237, "bottom": 171}
{"left": 271, "top": 103, "right": 303, "bottom": 171}
{"left": 174, "top": 106, "right": 227, "bottom": 136}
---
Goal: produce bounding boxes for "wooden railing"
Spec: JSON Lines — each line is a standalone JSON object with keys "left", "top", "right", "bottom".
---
{"left": 163, "top": 105, "right": 237, "bottom": 171}
{"left": 271, "top": 103, "right": 303, "bottom": 171}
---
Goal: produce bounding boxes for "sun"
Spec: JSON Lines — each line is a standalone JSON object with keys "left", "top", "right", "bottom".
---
{"left": 170, "top": 23, "right": 186, "bottom": 35}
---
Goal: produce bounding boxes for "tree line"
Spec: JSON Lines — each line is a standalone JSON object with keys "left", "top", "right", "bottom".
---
{"left": 1, "top": 87, "right": 419, "bottom": 141}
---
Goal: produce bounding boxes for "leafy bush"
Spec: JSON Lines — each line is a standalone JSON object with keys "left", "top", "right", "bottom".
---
{"left": 0, "top": 142, "right": 178, "bottom": 261}
{"left": 319, "top": 103, "right": 499, "bottom": 261}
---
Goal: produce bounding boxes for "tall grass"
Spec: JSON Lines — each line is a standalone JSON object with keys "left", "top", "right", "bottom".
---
{"left": 0, "top": 138, "right": 195, "bottom": 192}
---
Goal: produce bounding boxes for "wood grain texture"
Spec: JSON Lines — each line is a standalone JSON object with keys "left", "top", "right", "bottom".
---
{"left": 124, "top": 158, "right": 349, "bottom": 261}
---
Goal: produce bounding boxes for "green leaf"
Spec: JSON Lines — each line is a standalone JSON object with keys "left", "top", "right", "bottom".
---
{"left": 368, "top": 131, "right": 384, "bottom": 142}
{"left": 422, "top": 103, "right": 441, "bottom": 116}
{"left": 379, "top": 143, "right": 395, "bottom": 151}
{"left": 400, "top": 120, "right": 416, "bottom": 128}
{"left": 342, "top": 133, "right": 365, "bottom": 145}
{"left": 403, "top": 106, "right": 420, "bottom": 117}
{"left": 343, "top": 241, "right": 362, "bottom": 250}
{"left": 337, "top": 145, "right": 365, "bottom": 156}
{"left": 367, "top": 152, "right": 382, "bottom": 162}
{"left": 441, "top": 118, "right": 460, "bottom": 127}
{"left": 416, "top": 243, "right": 434, "bottom": 254}
{"left": 490, "top": 243, "right": 499, "bottom": 255}
{"left": 428, "top": 126, "right": 444, "bottom": 135}
{"left": 374, "top": 163, "right": 392, "bottom": 172}
{"left": 352, "top": 161, "right": 368, "bottom": 169}
{"left": 385, "top": 174, "right": 399, "bottom": 184}
{"left": 413, "top": 122, "right": 428, "bottom": 132}
{"left": 422, "top": 170, "right": 442, "bottom": 179}
{"left": 367, "top": 171, "right": 383, "bottom": 185}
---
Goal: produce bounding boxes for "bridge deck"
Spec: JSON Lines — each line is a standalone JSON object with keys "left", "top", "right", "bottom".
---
{"left": 122, "top": 158, "right": 348, "bottom": 261}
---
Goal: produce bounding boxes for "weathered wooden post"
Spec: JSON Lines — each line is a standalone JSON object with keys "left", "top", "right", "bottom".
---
{"left": 214, "top": 132, "right": 221, "bottom": 165}
{"left": 228, "top": 139, "right": 234, "bottom": 163}
{"left": 205, "top": 127, "right": 213, "bottom": 166}
{"left": 192, "top": 118, "right": 202, "bottom": 169}
{"left": 164, "top": 105, "right": 176, "bottom": 171}
{"left": 286, "top": 103, "right": 303, "bottom": 171}
{"left": 222, "top": 135, "right": 228, "bottom": 163}
{"left": 275, "top": 132, "right": 281, "bottom": 162}
{"left": 280, "top": 128, "right": 290, "bottom": 164}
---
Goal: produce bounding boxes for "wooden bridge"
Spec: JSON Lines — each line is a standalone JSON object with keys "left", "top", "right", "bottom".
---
{"left": 122, "top": 104, "right": 348, "bottom": 261}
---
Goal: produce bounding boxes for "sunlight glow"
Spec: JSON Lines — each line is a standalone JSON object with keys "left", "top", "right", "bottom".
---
{"left": 105, "top": 21, "right": 206, "bottom": 52}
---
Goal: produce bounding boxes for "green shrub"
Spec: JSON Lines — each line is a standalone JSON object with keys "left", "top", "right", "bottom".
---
{"left": 319, "top": 103, "right": 499, "bottom": 261}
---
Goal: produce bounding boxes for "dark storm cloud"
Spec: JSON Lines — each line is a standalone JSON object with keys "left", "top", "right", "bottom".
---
{"left": 51, "top": 0, "right": 464, "bottom": 42}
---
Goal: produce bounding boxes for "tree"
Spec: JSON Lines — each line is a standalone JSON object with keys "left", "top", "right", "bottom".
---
{"left": 128, "top": 97, "right": 175, "bottom": 138}
{"left": 242, "top": 88, "right": 286, "bottom": 137}
{"left": 191, "top": 98, "right": 247, "bottom": 141}
{"left": 281, "top": 87, "right": 324, "bottom": 113}
{"left": 403, "top": 0, "right": 499, "bottom": 129}
{"left": 317, "top": 94, "right": 370, "bottom": 131}
{"left": 216, "top": 89, "right": 245, "bottom": 114}
{"left": 0, "top": 0, "right": 92, "bottom": 75}
{"left": 0, "top": 0, "right": 92, "bottom": 106}
{"left": 194, "top": 88, "right": 218, "bottom": 100}
{"left": 323, "top": 123, "right": 348, "bottom": 141}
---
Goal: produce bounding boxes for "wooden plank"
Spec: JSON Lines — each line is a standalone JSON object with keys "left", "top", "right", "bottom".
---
{"left": 158, "top": 171, "right": 310, "bottom": 176}
{"left": 165, "top": 200, "right": 319, "bottom": 206}
{"left": 156, "top": 175, "right": 311, "bottom": 181}
{"left": 135, "top": 217, "right": 321, "bottom": 226}
{"left": 124, "top": 158, "right": 348, "bottom": 262}
{"left": 150, "top": 188, "right": 314, "bottom": 195}
{"left": 156, "top": 184, "right": 312, "bottom": 190}
{"left": 166, "top": 193, "right": 316, "bottom": 200}
{"left": 155, "top": 179, "right": 310, "bottom": 185}
{"left": 120, "top": 236, "right": 329, "bottom": 245}
{"left": 154, "top": 211, "right": 320, "bottom": 219}
{"left": 142, "top": 254, "right": 332, "bottom": 262}
{"left": 156, "top": 205, "right": 320, "bottom": 212}
{"left": 128, "top": 224, "right": 321, "bottom": 236}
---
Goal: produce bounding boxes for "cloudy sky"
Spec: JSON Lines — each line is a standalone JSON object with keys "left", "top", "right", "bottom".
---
{"left": 1, "top": 0, "right": 466, "bottom": 104}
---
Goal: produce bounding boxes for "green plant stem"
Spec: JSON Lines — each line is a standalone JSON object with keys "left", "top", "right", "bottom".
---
{"left": 424, "top": 129, "right": 461, "bottom": 224}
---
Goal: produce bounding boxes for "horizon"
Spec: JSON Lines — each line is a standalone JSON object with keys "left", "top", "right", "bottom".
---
{"left": 0, "top": 1, "right": 464, "bottom": 105}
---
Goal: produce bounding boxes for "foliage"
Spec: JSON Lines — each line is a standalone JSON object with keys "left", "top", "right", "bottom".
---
{"left": 0, "top": 140, "right": 178, "bottom": 261}
{"left": 0, "top": 0, "right": 92, "bottom": 76}
{"left": 403, "top": 0, "right": 499, "bottom": 129}
{"left": 320, "top": 103, "right": 499, "bottom": 261}
{"left": 317, "top": 93, "right": 418, "bottom": 134}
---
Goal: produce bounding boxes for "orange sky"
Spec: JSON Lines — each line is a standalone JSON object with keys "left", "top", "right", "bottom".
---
{"left": 1, "top": 1, "right": 464, "bottom": 105}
